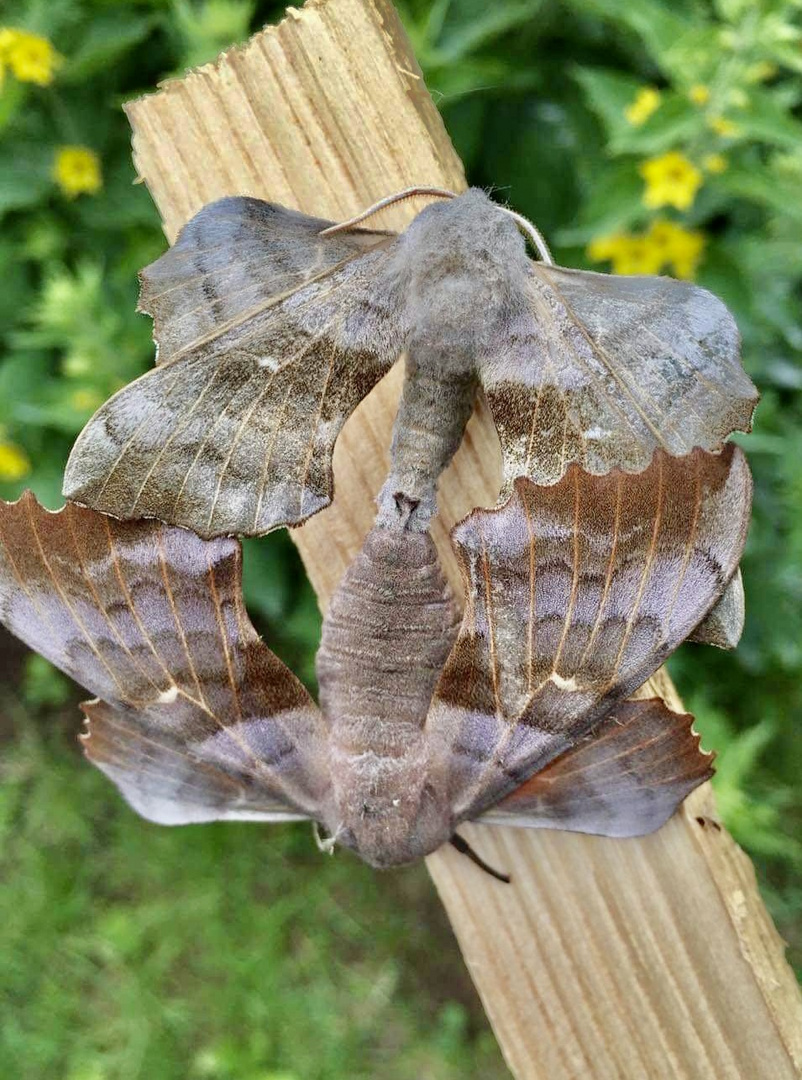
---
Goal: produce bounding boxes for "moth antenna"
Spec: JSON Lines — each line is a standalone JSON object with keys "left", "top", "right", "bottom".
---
{"left": 450, "top": 833, "right": 511, "bottom": 884}
{"left": 319, "top": 186, "right": 458, "bottom": 235}
{"left": 500, "top": 207, "right": 554, "bottom": 265}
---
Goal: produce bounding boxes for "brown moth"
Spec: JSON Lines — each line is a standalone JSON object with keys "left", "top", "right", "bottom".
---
{"left": 0, "top": 445, "right": 750, "bottom": 870}
{"left": 62, "top": 188, "right": 758, "bottom": 543}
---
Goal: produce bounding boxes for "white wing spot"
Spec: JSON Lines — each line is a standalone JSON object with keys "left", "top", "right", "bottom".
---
{"left": 156, "top": 684, "right": 179, "bottom": 704}
{"left": 584, "top": 425, "right": 612, "bottom": 442}
{"left": 549, "top": 672, "right": 580, "bottom": 692}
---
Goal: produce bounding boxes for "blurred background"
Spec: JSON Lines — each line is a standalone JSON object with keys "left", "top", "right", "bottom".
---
{"left": 1, "top": 0, "right": 800, "bottom": 1076}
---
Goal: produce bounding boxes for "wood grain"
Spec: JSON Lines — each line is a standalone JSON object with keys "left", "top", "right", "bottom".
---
{"left": 125, "top": 1, "right": 802, "bottom": 1075}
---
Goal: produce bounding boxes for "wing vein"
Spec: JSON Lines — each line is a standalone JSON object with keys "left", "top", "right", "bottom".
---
{"left": 604, "top": 456, "right": 666, "bottom": 691}
{"left": 24, "top": 502, "right": 130, "bottom": 699}
{"left": 65, "top": 511, "right": 163, "bottom": 695}
{"left": 577, "top": 475, "right": 623, "bottom": 669}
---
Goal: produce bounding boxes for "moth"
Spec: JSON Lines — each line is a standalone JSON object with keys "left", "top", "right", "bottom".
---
{"left": 62, "top": 187, "right": 758, "bottom": 542}
{"left": 0, "top": 444, "right": 751, "bottom": 871}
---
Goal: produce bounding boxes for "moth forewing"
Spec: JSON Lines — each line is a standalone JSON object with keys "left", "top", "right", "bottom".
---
{"left": 63, "top": 197, "right": 407, "bottom": 539}
{"left": 482, "top": 262, "right": 758, "bottom": 493}
{"left": 64, "top": 187, "right": 758, "bottom": 542}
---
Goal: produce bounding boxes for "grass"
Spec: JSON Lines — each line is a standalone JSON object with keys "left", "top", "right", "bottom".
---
{"left": 0, "top": 693, "right": 506, "bottom": 1080}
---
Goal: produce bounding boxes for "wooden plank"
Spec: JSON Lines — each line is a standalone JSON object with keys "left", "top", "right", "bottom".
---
{"left": 124, "top": 1, "right": 802, "bottom": 1075}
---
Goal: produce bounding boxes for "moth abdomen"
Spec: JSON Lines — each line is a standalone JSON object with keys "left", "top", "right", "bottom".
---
{"left": 316, "top": 519, "right": 459, "bottom": 865}
{"left": 318, "top": 525, "right": 458, "bottom": 738}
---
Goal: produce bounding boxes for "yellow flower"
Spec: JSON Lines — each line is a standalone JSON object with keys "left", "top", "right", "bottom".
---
{"left": 587, "top": 234, "right": 628, "bottom": 262}
{"left": 4, "top": 29, "right": 58, "bottom": 86}
{"left": 625, "top": 86, "right": 661, "bottom": 126}
{"left": 586, "top": 232, "right": 663, "bottom": 276}
{"left": 0, "top": 440, "right": 31, "bottom": 482}
{"left": 0, "top": 27, "right": 17, "bottom": 86}
{"left": 689, "top": 84, "right": 710, "bottom": 106}
{"left": 667, "top": 230, "right": 705, "bottom": 280}
{"left": 646, "top": 219, "right": 706, "bottom": 280}
{"left": 703, "top": 153, "right": 728, "bottom": 174}
{"left": 0, "top": 27, "right": 20, "bottom": 54}
{"left": 588, "top": 219, "right": 707, "bottom": 280}
{"left": 53, "top": 146, "right": 102, "bottom": 199}
{"left": 610, "top": 237, "right": 665, "bottom": 276}
{"left": 644, "top": 218, "right": 680, "bottom": 252}
{"left": 708, "top": 115, "right": 740, "bottom": 138}
{"left": 639, "top": 151, "right": 703, "bottom": 211}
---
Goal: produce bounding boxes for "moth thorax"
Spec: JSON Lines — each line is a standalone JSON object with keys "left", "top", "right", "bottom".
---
{"left": 396, "top": 188, "right": 527, "bottom": 287}
{"left": 317, "top": 524, "right": 459, "bottom": 746}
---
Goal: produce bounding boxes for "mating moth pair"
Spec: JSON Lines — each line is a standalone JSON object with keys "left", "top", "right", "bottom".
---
{"left": 0, "top": 188, "right": 756, "bottom": 872}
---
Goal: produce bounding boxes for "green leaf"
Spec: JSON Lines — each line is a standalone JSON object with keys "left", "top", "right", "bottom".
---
{"left": 573, "top": 67, "right": 704, "bottom": 156}
{"left": 441, "top": 96, "right": 488, "bottom": 172}
{"left": 572, "top": 67, "right": 644, "bottom": 140}
{"left": 616, "top": 96, "right": 702, "bottom": 154}
{"left": 554, "top": 161, "right": 645, "bottom": 244}
{"left": 426, "top": 57, "right": 537, "bottom": 103}
{"left": 62, "top": 14, "right": 157, "bottom": 82}
{"left": 717, "top": 163, "right": 802, "bottom": 223}
{"left": 0, "top": 241, "right": 34, "bottom": 331}
{"left": 241, "top": 535, "right": 293, "bottom": 624}
{"left": 0, "top": 353, "right": 53, "bottom": 430}
{"left": 73, "top": 160, "right": 161, "bottom": 232}
{"left": 436, "top": 0, "right": 546, "bottom": 62}
{"left": 0, "top": 78, "right": 27, "bottom": 135}
{"left": 22, "top": 654, "right": 72, "bottom": 709}
{"left": 562, "top": 0, "right": 717, "bottom": 81}
{"left": 0, "top": 145, "right": 53, "bottom": 217}
{"left": 479, "top": 97, "right": 585, "bottom": 235}
{"left": 171, "top": 0, "right": 255, "bottom": 70}
{"left": 727, "top": 92, "right": 802, "bottom": 151}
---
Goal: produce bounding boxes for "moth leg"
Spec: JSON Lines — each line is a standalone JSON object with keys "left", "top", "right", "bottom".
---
{"left": 449, "top": 833, "right": 511, "bottom": 883}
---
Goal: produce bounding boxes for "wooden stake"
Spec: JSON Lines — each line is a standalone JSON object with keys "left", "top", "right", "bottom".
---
{"left": 125, "top": 1, "right": 802, "bottom": 1075}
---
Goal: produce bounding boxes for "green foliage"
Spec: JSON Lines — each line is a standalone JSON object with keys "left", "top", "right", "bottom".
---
{"left": 20, "top": 654, "right": 72, "bottom": 709}
{"left": 1, "top": 0, "right": 801, "bottom": 1073}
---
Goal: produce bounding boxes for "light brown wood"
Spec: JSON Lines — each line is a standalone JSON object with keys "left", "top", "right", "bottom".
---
{"left": 125, "top": 1, "right": 802, "bottom": 1076}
